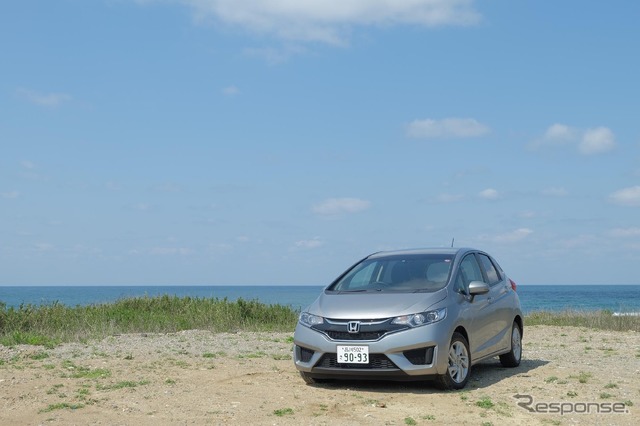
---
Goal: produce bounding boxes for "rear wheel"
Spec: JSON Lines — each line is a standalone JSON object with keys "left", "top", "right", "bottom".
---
{"left": 436, "top": 332, "right": 470, "bottom": 390}
{"left": 499, "top": 322, "right": 522, "bottom": 367}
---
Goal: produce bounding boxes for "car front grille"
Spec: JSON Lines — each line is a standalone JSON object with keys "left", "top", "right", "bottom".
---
{"left": 312, "top": 318, "right": 408, "bottom": 342}
{"left": 316, "top": 353, "right": 398, "bottom": 370}
{"left": 325, "top": 331, "right": 385, "bottom": 341}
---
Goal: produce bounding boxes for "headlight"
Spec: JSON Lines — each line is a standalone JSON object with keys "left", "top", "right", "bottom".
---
{"left": 391, "top": 308, "right": 446, "bottom": 327}
{"left": 299, "top": 312, "right": 324, "bottom": 327}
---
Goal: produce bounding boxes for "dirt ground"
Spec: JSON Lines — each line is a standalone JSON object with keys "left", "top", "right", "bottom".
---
{"left": 1, "top": 325, "right": 638, "bottom": 425}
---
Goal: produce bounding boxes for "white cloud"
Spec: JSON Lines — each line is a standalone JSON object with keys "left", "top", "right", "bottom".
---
{"left": 608, "top": 227, "right": 640, "bottom": 238}
{"left": 21, "top": 160, "right": 36, "bottom": 170}
{"left": 541, "top": 187, "right": 568, "bottom": 197}
{"left": 544, "top": 123, "right": 577, "bottom": 141}
{"left": 312, "top": 197, "right": 371, "bottom": 215}
{"left": 609, "top": 186, "right": 640, "bottom": 206}
{"left": 153, "top": 183, "right": 182, "bottom": 192}
{"left": 490, "top": 228, "right": 533, "bottom": 244}
{"left": 16, "top": 88, "right": 72, "bottom": 107}
{"left": 243, "top": 44, "right": 309, "bottom": 64}
{"left": 132, "top": 202, "right": 151, "bottom": 211}
{"left": 531, "top": 123, "right": 616, "bottom": 155}
{"left": 529, "top": 123, "right": 578, "bottom": 150}
{"left": 478, "top": 188, "right": 500, "bottom": 200}
{"left": 34, "top": 243, "right": 55, "bottom": 251}
{"left": 105, "top": 182, "right": 121, "bottom": 191}
{"left": 557, "top": 234, "right": 595, "bottom": 249}
{"left": 518, "top": 210, "right": 537, "bottom": 219}
{"left": 435, "top": 193, "right": 464, "bottom": 203}
{"left": 180, "top": 0, "right": 482, "bottom": 44}
{"left": 294, "top": 237, "right": 324, "bottom": 249}
{"left": 1, "top": 191, "right": 20, "bottom": 199}
{"left": 406, "top": 118, "right": 490, "bottom": 139}
{"left": 150, "top": 247, "right": 193, "bottom": 256}
{"left": 222, "top": 85, "right": 240, "bottom": 96}
{"left": 579, "top": 127, "right": 616, "bottom": 155}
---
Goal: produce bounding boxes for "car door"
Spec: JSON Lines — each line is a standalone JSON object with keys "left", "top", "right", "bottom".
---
{"left": 476, "top": 253, "right": 513, "bottom": 354}
{"left": 454, "top": 253, "right": 496, "bottom": 361}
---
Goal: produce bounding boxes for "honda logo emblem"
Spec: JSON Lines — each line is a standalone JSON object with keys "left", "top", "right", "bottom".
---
{"left": 347, "top": 321, "right": 360, "bottom": 333}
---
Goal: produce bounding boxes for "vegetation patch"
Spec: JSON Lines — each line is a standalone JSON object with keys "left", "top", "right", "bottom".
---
{"left": 1, "top": 297, "right": 299, "bottom": 346}
{"left": 61, "top": 361, "right": 111, "bottom": 379}
{"left": 476, "top": 396, "right": 494, "bottom": 409}
{"left": 28, "top": 351, "right": 50, "bottom": 360}
{"left": 39, "top": 402, "right": 85, "bottom": 413}
{"left": 3, "top": 300, "right": 637, "bottom": 350}
{"left": 97, "top": 380, "right": 150, "bottom": 391}
{"left": 526, "top": 310, "right": 640, "bottom": 332}
{"left": 273, "top": 407, "right": 294, "bottom": 416}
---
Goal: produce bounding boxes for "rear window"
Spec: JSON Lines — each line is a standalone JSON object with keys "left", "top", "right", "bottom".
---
{"left": 478, "top": 254, "right": 502, "bottom": 285}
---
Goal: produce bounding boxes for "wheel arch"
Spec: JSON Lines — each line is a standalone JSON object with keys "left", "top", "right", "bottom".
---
{"left": 453, "top": 325, "right": 469, "bottom": 345}
{"left": 514, "top": 315, "right": 524, "bottom": 339}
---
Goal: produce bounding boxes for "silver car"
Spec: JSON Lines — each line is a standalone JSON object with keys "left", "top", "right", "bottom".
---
{"left": 293, "top": 248, "right": 523, "bottom": 389}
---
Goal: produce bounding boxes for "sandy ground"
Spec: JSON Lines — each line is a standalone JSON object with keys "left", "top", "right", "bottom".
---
{"left": 1, "top": 325, "right": 638, "bottom": 425}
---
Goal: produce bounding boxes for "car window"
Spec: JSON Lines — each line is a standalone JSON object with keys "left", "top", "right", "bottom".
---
{"left": 344, "top": 262, "right": 377, "bottom": 290}
{"left": 330, "top": 254, "right": 453, "bottom": 292}
{"left": 478, "top": 254, "right": 501, "bottom": 285}
{"left": 456, "top": 254, "right": 484, "bottom": 292}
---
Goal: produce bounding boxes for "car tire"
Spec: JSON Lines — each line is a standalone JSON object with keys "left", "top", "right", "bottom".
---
{"left": 436, "top": 332, "right": 470, "bottom": 390}
{"left": 499, "top": 322, "right": 522, "bottom": 368}
{"left": 300, "top": 372, "right": 326, "bottom": 385}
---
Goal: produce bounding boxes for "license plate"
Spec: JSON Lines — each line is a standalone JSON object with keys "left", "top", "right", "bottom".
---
{"left": 337, "top": 345, "right": 369, "bottom": 364}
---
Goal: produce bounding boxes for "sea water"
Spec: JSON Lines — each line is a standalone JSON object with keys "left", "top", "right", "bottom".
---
{"left": 1, "top": 284, "right": 639, "bottom": 314}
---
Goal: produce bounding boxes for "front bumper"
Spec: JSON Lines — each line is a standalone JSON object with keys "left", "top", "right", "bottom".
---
{"left": 293, "top": 320, "right": 453, "bottom": 381}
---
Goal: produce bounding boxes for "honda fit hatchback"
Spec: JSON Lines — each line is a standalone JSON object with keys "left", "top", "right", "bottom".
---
{"left": 293, "top": 248, "right": 523, "bottom": 389}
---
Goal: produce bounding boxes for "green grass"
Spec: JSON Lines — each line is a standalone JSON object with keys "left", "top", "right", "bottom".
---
{"left": 273, "top": 408, "right": 294, "bottom": 416}
{"left": 0, "top": 297, "right": 299, "bottom": 346}
{"left": 476, "top": 396, "right": 495, "bottom": 409}
{"left": 573, "top": 371, "right": 592, "bottom": 384}
{"left": 28, "top": 350, "right": 50, "bottom": 360}
{"left": 97, "top": 380, "right": 150, "bottom": 391}
{"left": 3, "top": 299, "right": 638, "bottom": 349}
{"left": 39, "top": 402, "right": 85, "bottom": 413}
{"left": 525, "top": 309, "right": 640, "bottom": 332}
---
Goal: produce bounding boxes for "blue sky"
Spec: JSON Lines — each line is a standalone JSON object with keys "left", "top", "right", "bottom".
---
{"left": 1, "top": 0, "right": 639, "bottom": 286}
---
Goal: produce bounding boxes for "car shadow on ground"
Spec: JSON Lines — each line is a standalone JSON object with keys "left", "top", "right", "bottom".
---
{"left": 308, "top": 358, "right": 549, "bottom": 394}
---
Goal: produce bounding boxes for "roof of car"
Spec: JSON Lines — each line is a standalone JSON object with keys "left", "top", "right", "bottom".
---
{"left": 367, "top": 247, "right": 476, "bottom": 258}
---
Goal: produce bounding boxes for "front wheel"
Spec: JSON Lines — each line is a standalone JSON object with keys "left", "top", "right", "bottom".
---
{"left": 299, "top": 372, "right": 328, "bottom": 385}
{"left": 499, "top": 322, "right": 522, "bottom": 367}
{"left": 299, "top": 371, "right": 316, "bottom": 384}
{"left": 435, "top": 332, "right": 470, "bottom": 390}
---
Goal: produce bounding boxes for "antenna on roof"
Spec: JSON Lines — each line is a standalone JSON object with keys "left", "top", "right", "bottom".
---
{"left": 451, "top": 238, "right": 455, "bottom": 248}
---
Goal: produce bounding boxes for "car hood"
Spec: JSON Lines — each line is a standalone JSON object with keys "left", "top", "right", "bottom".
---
{"left": 306, "top": 289, "right": 447, "bottom": 319}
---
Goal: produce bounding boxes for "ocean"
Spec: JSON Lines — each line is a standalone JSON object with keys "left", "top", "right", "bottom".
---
{"left": 1, "top": 285, "right": 639, "bottom": 314}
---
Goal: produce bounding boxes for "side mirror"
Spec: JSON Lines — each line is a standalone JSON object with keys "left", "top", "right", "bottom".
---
{"left": 468, "top": 281, "right": 490, "bottom": 296}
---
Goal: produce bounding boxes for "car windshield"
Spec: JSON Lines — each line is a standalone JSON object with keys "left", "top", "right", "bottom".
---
{"left": 329, "top": 254, "right": 454, "bottom": 293}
